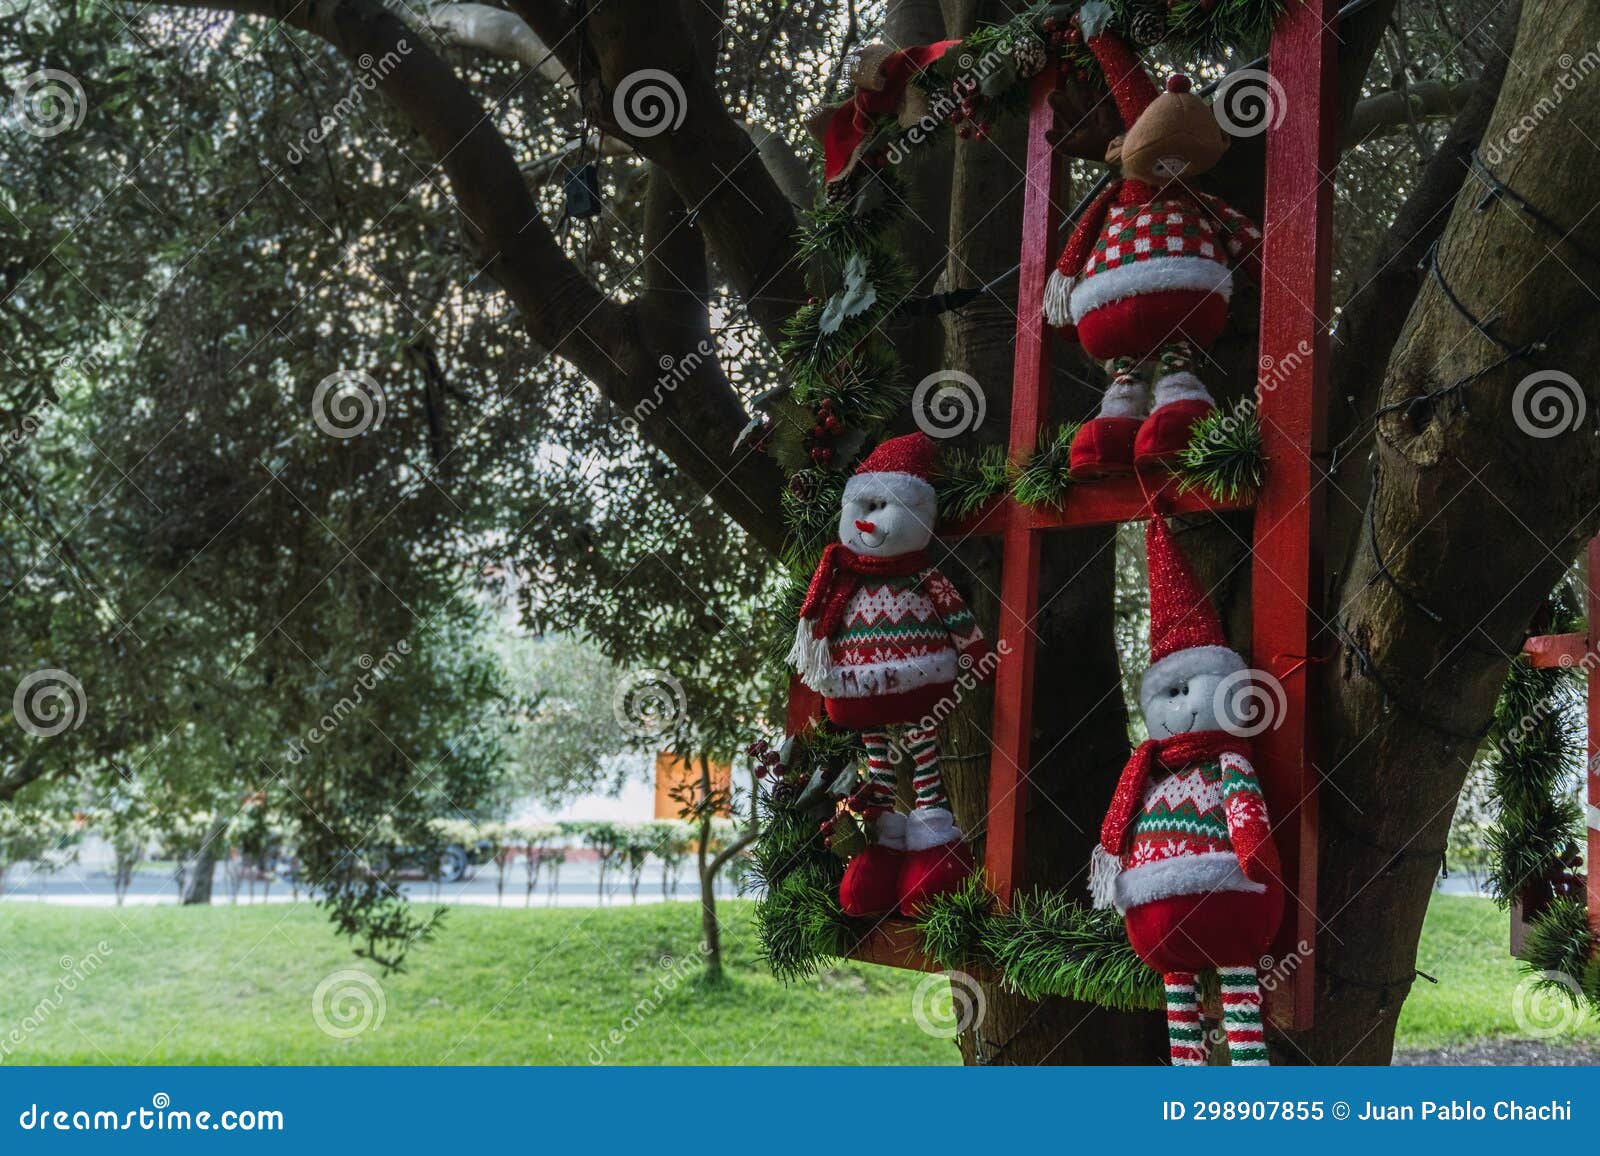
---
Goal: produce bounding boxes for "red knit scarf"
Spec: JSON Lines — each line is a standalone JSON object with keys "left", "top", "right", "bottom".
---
{"left": 1100, "top": 729, "right": 1253, "bottom": 855}
{"left": 797, "top": 543, "right": 930, "bottom": 641}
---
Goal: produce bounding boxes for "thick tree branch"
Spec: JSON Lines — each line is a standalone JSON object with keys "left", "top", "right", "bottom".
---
{"left": 425, "top": 2, "right": 575, "bottom": 90}
{"left": 149, "top": 0, "right": 786, "bottom": 551}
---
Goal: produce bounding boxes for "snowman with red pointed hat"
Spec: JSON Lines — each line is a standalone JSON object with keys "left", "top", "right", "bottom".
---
{"left": 1091, "top": 515, "right": 1283, "bottom": 1065}
{"left": 1043, "top": 2, "right": 1263, "bottom": 479}
{"left": 789, "top": 433, "right": 990, "bottom": 917}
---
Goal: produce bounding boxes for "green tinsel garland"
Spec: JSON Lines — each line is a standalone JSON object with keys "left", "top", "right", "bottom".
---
{"left": 1481, "top": 584, "right": 1598, "bottom": 1006}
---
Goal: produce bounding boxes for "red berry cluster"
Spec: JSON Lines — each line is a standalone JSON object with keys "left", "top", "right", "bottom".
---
{"left": 949, "top": 76, "right": 991, "bottom": 141}
{"left": 806, "top": 396, "right": 846, "bottom": 464}
{"left": 1041, "top": 15, "right": 1093, "bottom": 86}
{"left": 745, "top": 738, "right": 783, "bottom": 780}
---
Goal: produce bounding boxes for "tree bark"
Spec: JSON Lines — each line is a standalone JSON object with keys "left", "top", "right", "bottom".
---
{"left": 182, "top": 815, "right": 230, "bottom": 905}
{"left": 1303, "top": 0, "right": 1600, "bottom": 1063}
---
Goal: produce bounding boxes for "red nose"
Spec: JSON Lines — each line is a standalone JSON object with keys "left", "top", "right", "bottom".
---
{"left": 854, "top": 520, "right": 877, "bottom": 534}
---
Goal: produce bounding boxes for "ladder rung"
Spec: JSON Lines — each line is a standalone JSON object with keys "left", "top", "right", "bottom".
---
{"left": 940, "top": 476, "right": 1254, "bottom": 537}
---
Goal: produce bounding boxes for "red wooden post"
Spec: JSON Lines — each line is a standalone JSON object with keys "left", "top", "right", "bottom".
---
{"left": 981, "top": 68, "right": 1065, "bottom": 903}
{"left": 1249, "top": 0, "right": 1339, "bottom": 1031}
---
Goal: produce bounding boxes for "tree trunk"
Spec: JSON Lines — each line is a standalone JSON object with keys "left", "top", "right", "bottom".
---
{"left": 182, "top": 815, "right": 230, "bottom": 906}
{"left": 698, "top": 756, "right": 723, "bottom": 980}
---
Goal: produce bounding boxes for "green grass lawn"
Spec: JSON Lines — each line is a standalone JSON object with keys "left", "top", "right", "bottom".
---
{"left": 0, "top": 892, "right": 1591, "bottom": 1064}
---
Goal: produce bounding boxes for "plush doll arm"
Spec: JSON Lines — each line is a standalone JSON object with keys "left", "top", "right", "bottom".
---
{"left": 1205, "top": 194, "right": 1264, "bottom": 285}
{"left": 1220, "top": 751, "right": 1281, "bottom": 885}
{"left": 924, "top": 570, "right": 993, "bottom": 675}
{"left": 1043, "top": 181, "right": 1120, "bottom": 333}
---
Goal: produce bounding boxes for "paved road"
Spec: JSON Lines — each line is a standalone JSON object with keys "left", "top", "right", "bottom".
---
{"left": 0, "top": 858, "right": 741, "bottom": 909}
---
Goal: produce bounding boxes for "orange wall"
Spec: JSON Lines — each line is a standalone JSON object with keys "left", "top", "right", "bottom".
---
{"left": 653, "top": 753, "right": 732, "bottom": 819}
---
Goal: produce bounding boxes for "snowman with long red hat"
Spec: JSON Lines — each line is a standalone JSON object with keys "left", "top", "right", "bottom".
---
{"left": 789, "top": 433, "right": 990, "bottom": 917}
{"left": 1091, "top": 514, "right": 1283, "bottom": 1065}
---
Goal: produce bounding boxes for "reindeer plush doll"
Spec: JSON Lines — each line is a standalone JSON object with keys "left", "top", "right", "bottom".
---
{"left": 1091, "top": 516, "right": 1283, "bottom": 1065}
{"left": 1042, "top": 2, "right": 1262, "bottom": 479}
{"left": 788, "top": 434, "right": 989, "bottom": 917}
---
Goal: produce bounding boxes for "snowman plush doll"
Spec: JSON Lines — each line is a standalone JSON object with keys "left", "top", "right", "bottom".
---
{"left": 788, "top": 433, "right": 989, "bottom": 917}
{"left": 1042, "top": 2, "right": 1262, "bottom": 480}
{"left": 1090, "top": 515, "right": 1283, "bottom": 1065}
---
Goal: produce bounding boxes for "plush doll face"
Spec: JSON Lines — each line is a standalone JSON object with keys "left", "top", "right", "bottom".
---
{"left": 838, "top": 476, "right": 936, "bottom": 558}
{"left": 1139, "top": 651, "right": 1248, "bottom": 739}
{"left": 1115, "top": 90, "right": 1230, "bottom": 187}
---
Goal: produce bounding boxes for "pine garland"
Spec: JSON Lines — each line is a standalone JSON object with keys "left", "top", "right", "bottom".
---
{"left": 1480, "top": 584, "right": 1598, "bottom": 1008}
{"left": 1176, "top": 401, "right": 1265, "bottom": 500}
{"left": 935, "top": 443, "right": 1010, "bottom": 520}
{"left": 1010, "top": 423, "right": 1080, "bottom": 508}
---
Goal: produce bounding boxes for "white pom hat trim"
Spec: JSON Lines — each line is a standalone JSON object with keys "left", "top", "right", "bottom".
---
{"left": 1138, "top": 645, "right": 1247, "bottom": 709}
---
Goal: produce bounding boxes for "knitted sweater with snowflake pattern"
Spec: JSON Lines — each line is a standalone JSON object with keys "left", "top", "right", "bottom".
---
{"left": 1110, "top": 751, "right": 1276, "bottom": 913}
{"left": 819, "top": 568, "right": 988, "bottom": 729}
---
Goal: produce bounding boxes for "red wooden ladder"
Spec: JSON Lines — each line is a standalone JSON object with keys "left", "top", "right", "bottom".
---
{"left": 786, "top": 1, "right": 1339, "bottom": 1029}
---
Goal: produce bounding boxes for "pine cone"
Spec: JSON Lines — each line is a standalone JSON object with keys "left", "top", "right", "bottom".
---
{"left": 1129, "top": 6, "right": 1170, "bottom": 45}
{"left": 1012, "top": 36, "right": 1048, "bottom": 79}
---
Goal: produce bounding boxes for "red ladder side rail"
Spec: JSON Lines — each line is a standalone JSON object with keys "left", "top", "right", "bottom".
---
{"left": 1519, "top": 535, "right": 1600, "bottom": 950}
{"left": 982, "top": 67, "right": 1065, "bottom": 903}
{"left": 1250, "top": 0, "right": 1339, "bottom": 1031}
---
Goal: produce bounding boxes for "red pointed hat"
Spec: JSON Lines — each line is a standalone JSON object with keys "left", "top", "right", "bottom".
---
{"left": 1079, "top": 3, "right": 1159, "bottom": 130}
{"left": 1142, "top": 515, "right": 1245, "bottom": 703}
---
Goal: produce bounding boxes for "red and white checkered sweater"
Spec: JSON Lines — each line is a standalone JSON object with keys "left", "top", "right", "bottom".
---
{"left": 820, "top": 569, "right": 989, "bottom": 729}
{"left": 1043, "top": 179, "right": 1262, "bottom": 330}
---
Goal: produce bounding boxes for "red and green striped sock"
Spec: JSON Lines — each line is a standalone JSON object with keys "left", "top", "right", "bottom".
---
{"left": 1219, "top": 965, "right": 1269, "bottom": 1065}
{"left": 1163, "top": 972, "right": 1206, "bottom": 1066}
{"left": 861, "top": 731, "right": 898, "bottom": 814}
{"left": 903, "top": 726, "right": 947, "bottom": 810}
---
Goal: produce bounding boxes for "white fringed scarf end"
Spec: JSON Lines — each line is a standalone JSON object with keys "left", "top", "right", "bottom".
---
{"left": 1088, "top": 844, "right": 1122, "bottom": 910}
{"left": 1042, "top": 268, "right": 1074, "bottom": 328}
{"left": 787, "top": 618, "right": 833, "bottom": 691}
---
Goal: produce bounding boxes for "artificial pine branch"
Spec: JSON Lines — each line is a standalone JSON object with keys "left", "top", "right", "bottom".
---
{"left": 1176, "top": 400, "right": 1264, "bottom": 500}
{"left": 1011, "top": 423, "right": 1079, "bottom": 508}
{"left": 935, "top": 444, "right": 1010, "bottom": 520}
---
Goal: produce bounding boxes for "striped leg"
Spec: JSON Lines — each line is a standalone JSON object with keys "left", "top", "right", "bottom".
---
{"left": 901, "top": 726, "right": 947, "bottom": 810}
{"left": 1218, "top": 966, "right": 1269, "bottom": 1066}
{"left": 1164, "top": 972, "right": 1206, "bottom": 1066}
{"left": 859, "top": 731, "right": 898, "bottom": 816}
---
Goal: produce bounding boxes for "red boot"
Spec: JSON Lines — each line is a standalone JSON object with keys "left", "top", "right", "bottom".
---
{"left": 897, "top": 808, "right": 975, "bottom": 916}
{"left": 1069, "top": 415, "right": 1142, "bottom": 479}
{"left": 1134, "top": 397, "right": 1213, "bottom": 469}
{"left": 840, "top": 844, "right": 904, "bottom": 917}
